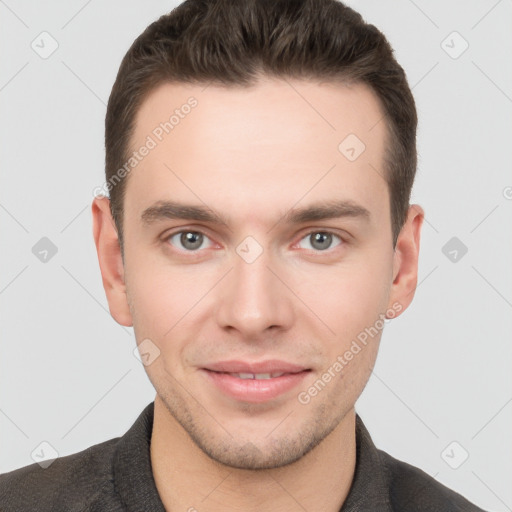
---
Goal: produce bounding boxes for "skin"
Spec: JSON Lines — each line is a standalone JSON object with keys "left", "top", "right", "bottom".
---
{"left": 92, "top": 77, "right": 423, "bottom": 511}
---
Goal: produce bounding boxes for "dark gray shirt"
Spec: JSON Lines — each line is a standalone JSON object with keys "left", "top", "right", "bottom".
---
{"left": 0, "top": 402, "right": 486, "bottom": 511}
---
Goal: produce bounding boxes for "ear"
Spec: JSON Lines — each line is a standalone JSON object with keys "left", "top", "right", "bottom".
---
{"left": 91, "top": 196, "right": 133, "bottom": 327}
{"left": 386, "top": 204, "right": 424, "bottom": 317}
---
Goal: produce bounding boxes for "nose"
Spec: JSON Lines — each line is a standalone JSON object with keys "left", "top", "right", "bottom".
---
{"left": 215, "top": 243, "right": 295, "bottom": 339}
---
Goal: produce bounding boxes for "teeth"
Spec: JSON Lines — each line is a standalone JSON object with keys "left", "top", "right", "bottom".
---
{"left": 229, "top": 372, "right": 286, "bottom": 379}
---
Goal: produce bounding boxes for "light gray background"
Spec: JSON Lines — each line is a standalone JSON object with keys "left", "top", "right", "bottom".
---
{"left": 1, "top": 1, "right": 511, "bottom": 510}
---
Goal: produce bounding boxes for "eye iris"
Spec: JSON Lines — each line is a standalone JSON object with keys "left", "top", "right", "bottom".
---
{"left": 181, "top": 232, "right": 203, "bottom": 250}
{"left": 310, "top": 232, "right": 332, "bottom": 251}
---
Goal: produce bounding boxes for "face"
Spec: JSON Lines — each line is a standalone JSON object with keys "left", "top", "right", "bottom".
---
{"left": 94, "top": 77, "right": 421, "bottom": 470}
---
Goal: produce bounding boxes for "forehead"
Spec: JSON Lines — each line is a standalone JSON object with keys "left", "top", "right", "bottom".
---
{"left": 124, "top": 77, "right": 389, "bottom": 229}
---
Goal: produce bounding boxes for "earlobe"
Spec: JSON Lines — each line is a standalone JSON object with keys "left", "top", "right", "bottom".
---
{"left": 386, "top": 204, "right": 424, "bottom": 317}
{"left": 91, "top": 196, "right": 133, "bottom": 327}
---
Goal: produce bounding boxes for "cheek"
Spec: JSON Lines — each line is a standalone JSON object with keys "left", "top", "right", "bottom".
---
{"left": 127, "top": 269, "right": 192, "bottom": 383}
{"left": 296, "top": 255, "right": 392, "bottom": 341}
{"left": 124, "top": 246, "right": 178, "bottom": 335}
{"left": 129, "top": 273, "right": 187, "bottom": 336}
{"left": 126, "top": 253, "right": 218, "bottom": 359}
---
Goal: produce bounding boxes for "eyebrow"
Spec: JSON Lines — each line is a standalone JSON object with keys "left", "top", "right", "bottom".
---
{"left": 140, "top": 199, "right": 371, "bottom": 227}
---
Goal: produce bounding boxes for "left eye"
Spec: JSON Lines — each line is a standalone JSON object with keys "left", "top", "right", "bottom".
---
{"left": 167, "top": 231, "right": 214, "bottom": 251}
{"left": 297, "top": 231, "right": 343, "bottom": 251}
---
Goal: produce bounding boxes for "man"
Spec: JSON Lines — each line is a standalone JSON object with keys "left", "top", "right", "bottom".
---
{"left": 0, "top": 0, "right": 487, "bottom": 510}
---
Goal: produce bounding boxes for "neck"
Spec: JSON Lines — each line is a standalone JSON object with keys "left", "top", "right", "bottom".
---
{"left": 150, "top": 395, "right": 357, "bottom": 512}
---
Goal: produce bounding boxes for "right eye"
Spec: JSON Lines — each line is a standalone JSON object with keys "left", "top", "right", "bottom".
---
{"left": 165, "top": 230, "right": 215, "bottom": 252}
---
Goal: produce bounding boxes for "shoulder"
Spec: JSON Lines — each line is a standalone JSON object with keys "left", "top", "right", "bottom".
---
{"left": 0, "top": 436, "right": 121, "bottom": 511}
{"left": 376, "top": 448, "right": 487, "bottom": 512}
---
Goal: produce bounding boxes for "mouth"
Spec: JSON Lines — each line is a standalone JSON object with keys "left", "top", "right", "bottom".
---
{"left": 210, "top": 371, "right": 299, "bottom": 380}
{"left": 200, "top": 361, "right": 311, "bottom": 403}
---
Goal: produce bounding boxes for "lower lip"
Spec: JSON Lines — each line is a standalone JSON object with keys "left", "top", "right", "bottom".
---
{"left": 201, "top": 369, "right": 310, "bottom": 403}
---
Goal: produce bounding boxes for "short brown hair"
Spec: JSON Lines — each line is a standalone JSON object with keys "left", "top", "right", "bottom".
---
{"left": 105, "top": 0, "right": 417, "bottom": 253}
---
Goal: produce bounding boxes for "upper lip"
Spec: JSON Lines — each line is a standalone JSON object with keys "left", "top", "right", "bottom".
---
{"left": 203, "top": 359, "right": 309, "bottom": 374}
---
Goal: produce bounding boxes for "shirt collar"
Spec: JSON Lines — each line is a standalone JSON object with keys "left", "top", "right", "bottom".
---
{"left": 113, "top": 402, "right": 392, "bottom": 511}
{"left": 340, "top": 414, "right": 393, "bottom": 511}
{"left": 113, "top": 402, "right": 166, "bottom": 511}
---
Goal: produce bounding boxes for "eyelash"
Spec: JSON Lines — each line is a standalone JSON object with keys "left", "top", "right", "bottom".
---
{"left": 163, "top": 228, "right": 346, "bottom": 254}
